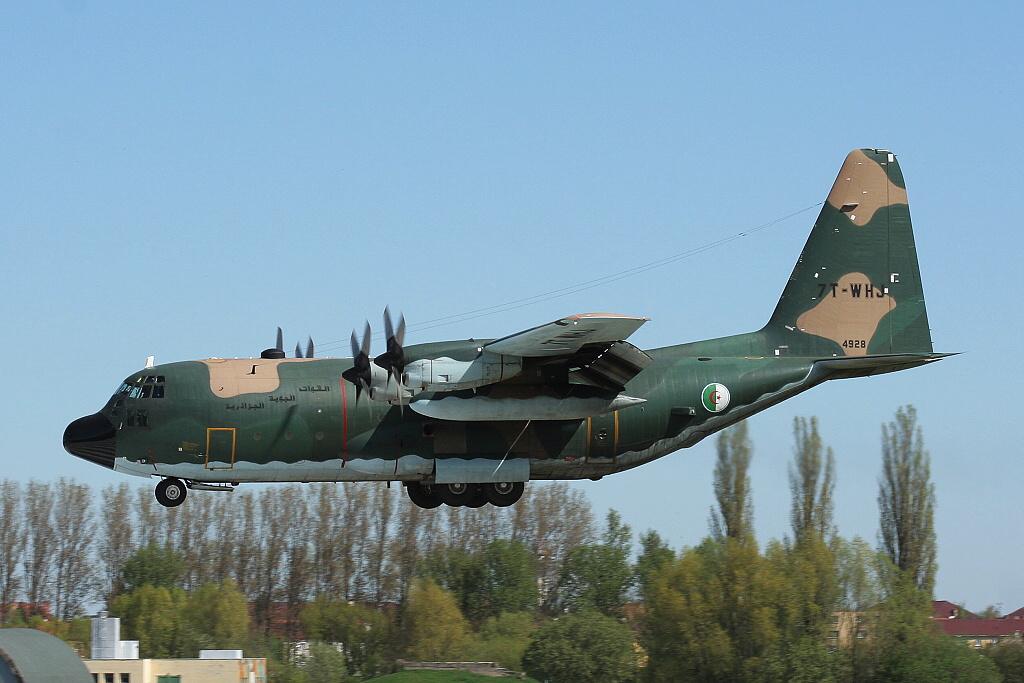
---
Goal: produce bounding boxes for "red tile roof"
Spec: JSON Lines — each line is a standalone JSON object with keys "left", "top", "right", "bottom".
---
{"left": 932, "top": 600, "right": 976, "bottom": 619}
{"left": 1004, "top": 606, "right": 1024, "bottom": 620}
{"left": 935, "top": 619, "right": 1024, "bottom": 638}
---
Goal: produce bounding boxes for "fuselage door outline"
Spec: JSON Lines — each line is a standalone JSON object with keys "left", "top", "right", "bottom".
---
{"left": 205, "top": 427, "right": 237, "bottom": 470}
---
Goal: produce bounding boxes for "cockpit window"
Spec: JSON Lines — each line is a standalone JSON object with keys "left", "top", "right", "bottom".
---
{"left": 118, "top": 375, "right": 167, "bottom": 400}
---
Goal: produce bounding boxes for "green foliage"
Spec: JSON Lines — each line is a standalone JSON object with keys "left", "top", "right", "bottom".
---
{"left": 420, "top": 540, "right": 537, "bottom": 623}
{"left": 833, "top": 536, "right": 881, "bottom": 611}
{"left": 112, "top": 579, "right": 249, "bottom": 658}
{"left": 553, "top": 510, "right": 634, "bottom": 616}
{"left": 403, "top": 578, "right": 469, "bottom": 662}
{"left": 978, "top": 604, "right": 1002, "bottom": 619}
{"left": 878, "top": 405, "right": 937, "bottom": 595}
{"left": 762, "top": 635, "right": 851, "bottom": 683}
{"left": 643, "top": 539, "right": 736, "bottom": 681}
{"left": 766, "top": 536, "right": 840, "bottom": 643}
{"left": 185, "top": 578, "right": 250, "bottom": 651}
{"left": 479, "top": 540, "right": 538, "bottom": 617}
{"left": 875, "top": 630, "right": 1001, "bottom": 683}
{"left": 304, "top": 641, "right": 358, "bottom": 683}
{"left": 463, "top": 611, "right": 536, "bottom": 671}
{"left": 789, "top": 416, "right": 836, "bottom": 545}
{"left": 370, "top": 672, "right": 540, "bottom": 683}
{"left": 301, "top": 596, "right": 392, "bottom": 678}
{"left": 112, "top": 584, "right": 187, "bottom": 657}
{"left": 120, "top": 543, "right": 185, "bottom": 593}
{"left": 984, "top": 639, "right": 1024, "bottom": 683}
{"left": 522, "top": 610, "right": 639, "bottom": 683}
{"left": 710, "top": 422, "right": 754, "bottom": 542}
{"left": 64, "top": 617, "right": 92, "bottom": 656}
{"left": 633, "top": 530, "right": 674, "bottom": 604}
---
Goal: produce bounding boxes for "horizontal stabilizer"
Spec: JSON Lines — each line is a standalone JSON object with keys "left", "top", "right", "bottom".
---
{"left": 814, "top": 353, "right": 953, "bottom": 379}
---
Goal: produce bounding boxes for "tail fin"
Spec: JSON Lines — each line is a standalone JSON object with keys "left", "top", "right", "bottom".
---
{"left": 763, "top": 149, "right": 934, "bottom": 357}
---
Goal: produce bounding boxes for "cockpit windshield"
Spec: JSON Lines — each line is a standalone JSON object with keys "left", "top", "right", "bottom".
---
{"left": 115, "top": 375, "right": 167, "bottom": 399}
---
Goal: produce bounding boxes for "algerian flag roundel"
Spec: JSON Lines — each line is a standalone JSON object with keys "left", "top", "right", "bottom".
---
{"left": 701, "top": 383, "right": 730, "bottom": 412}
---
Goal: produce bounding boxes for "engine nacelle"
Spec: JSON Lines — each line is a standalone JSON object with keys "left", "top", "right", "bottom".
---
{"left": 403, "top": 351, "right": 523, "bottom": 393}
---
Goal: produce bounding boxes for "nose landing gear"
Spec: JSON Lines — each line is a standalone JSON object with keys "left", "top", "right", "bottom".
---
{"left": 155, "top": 477, "right": 187, "bottom": 507}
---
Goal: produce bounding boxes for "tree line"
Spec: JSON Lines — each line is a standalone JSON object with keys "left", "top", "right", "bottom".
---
{"left": 0, "top": 476, "right": 595, "bottom": 628}
{"left": 2, "top": 406, "right": 1022, "bottom": 682}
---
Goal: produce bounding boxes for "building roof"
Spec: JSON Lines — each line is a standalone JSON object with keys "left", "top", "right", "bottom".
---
{"left": 0, "top": 628, "right": 92, "bottom": 682}
{"left": 935, "top": 619, "right": 1024, "bottom": 638}
{"left": 1004, "top": 606, "right": 1024, "bottom": 620}
{"left": 932, "top": 600, "right": 976, "bottom": 619}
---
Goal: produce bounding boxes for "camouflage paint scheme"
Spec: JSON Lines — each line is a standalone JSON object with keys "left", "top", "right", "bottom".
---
{"left": 64, "top": 149, "right": 947, "bottom": 506}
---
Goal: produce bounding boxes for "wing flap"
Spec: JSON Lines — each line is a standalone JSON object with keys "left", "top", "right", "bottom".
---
{"left": 569, "top": 340, "right": 653, "bottom": 391}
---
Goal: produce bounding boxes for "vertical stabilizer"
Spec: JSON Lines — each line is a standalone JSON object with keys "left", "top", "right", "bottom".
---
{"left": 763, "top": 149, "right": 933, "bottom": 357}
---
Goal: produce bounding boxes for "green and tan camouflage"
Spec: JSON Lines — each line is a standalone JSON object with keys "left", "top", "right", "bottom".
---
{"left": 64, "top": 149, "right": 948, "bottom": 509}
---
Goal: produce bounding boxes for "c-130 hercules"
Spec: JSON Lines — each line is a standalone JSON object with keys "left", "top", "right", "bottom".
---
{"left": 65, "top": 149, "right": 947, "bottom": 509}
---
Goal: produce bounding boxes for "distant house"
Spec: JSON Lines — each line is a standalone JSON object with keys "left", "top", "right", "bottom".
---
{"left": 932, "top": 600, "right": 976, "bottom": 620}
{"left": 934, "top": 619, "right": 1024, "bottom": 648}
{"left": 827, "top": 609, "right": 877, "bottom": 649}
{"left": 931, "top": 600, "right": 1024, "bottom": 648}
{"left": 1003, "top": 606, "right": 1024, "bottom": 620}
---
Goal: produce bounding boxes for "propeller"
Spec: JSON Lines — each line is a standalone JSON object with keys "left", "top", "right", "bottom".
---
{"left": 341, "top": 321, "right": 373, "bottom": 400}
{"left": 262, "top": 328, "right": 314, "bottom": 359}
{"left": 340, "top": 308, "right": 408, "bottom": 408}
{"left": 374, "top": 306, "right": 406, "bottom": 385}
{"left": 294, "top": 337, "right": 315, "bottom": 358}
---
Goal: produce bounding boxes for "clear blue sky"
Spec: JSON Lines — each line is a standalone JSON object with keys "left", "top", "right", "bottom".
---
{"left": 2, "top": 2, "right": 1021, "bottom": 613}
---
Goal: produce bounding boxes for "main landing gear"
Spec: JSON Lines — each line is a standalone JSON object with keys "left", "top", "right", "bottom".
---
{"left": 405, "top": 481, "right": 525, "bottom": 509}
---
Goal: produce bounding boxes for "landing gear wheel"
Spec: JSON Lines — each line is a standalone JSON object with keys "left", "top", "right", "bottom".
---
{"left": 435, "top": 482, "right": 481, "bottom": 507}
{"left": 406, "top": 482, "right": 442, "bottom": 509}
{"left": 155, "top": 478, "right": 188, "bottom": 507}
{"left": 464, "top": 487, "right": 489, "bottom": 508}
{"left": 483, "top": 481, "right": 524, "bottom": 507}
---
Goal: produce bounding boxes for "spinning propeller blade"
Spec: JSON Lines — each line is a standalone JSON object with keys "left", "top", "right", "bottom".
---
{"left": 342, "top": 322, "right": 373, "bottom": 401}
{"left": 375, "top": 306, "right": 407, "bottom": 384}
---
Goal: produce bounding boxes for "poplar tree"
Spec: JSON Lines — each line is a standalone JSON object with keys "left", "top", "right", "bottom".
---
{"left": 780, "top": 417, "right": 841, "bottom": 644}
{"left": 710, "top": 422, "right": 754, "bottom": 542}
{"left": 877, "top": 405, "right": 936, "bottom": 595}
{"left": 789, "top": 416, "right": 836, "bottom": 545}
{"left": 0, "top": 481, "right": 25, "bottom": 624}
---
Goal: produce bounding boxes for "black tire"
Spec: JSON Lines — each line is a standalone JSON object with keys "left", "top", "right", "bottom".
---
{"left": 435, "top": 482, "right": 480, "bottom": 507}
{"left": 155, "top": 478, "right": 187, "bottom": 507}
{"left": 464, "top": 487, "right": 489, "bottom": 508}
{"left": 406, "top": 482, "right": 442, "bottom": 509}
{"left": 483, "top": 481, "right": 524, "bottom": 507}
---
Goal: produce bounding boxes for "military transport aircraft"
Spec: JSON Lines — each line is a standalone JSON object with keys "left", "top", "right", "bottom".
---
{"left": 65, "top": 149, "right": 947, "bottom": 509}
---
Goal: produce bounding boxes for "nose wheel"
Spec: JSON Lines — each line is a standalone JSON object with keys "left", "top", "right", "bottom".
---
{"left": 155, "top": 478, "right": 188, "bottom": 507}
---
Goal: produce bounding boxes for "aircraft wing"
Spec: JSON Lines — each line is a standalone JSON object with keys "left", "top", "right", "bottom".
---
{"left": 484, "top": 313, "right": 649, "bottom": 357}
{"left": 406, "top": 313, "right": 653, "bottom": 421}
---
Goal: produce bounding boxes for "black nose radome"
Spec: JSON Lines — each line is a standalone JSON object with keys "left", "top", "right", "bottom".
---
{"left": 63, "top": 413, "right": 116, "bottom": 469}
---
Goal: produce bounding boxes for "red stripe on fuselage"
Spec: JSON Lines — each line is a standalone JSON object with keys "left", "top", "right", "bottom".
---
{"left": 340, "top": 378, "right": 348, "bottom": 467}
